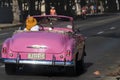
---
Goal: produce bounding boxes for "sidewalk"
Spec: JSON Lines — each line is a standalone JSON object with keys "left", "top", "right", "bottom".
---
{"left": 86, "top": 12, "right": 111, "bottom": 18}
{"left": 0, "top": 13, "right": 111, "bottom": 30}
{"left": 87, "top": 13, "right": 105, "bottom": 16}
{"left": 0, "top": 23, "right": 22, "bottom": 29}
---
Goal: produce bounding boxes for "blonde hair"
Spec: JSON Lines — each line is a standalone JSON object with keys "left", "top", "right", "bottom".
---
{"left": 26, "top": 16, "right": 37, "bottom": 31}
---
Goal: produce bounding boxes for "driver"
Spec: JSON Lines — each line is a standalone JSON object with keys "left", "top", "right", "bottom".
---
{"left": 24, "top": 16, "right": 39, "bottom": 31}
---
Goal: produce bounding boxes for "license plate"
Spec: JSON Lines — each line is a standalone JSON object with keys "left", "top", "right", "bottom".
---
{"left": 28, "top": 53, "right": 45, "bottom": 60}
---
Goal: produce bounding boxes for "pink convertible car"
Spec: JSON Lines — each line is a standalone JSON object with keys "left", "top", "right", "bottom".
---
{"left": 1, "top": 15, "right": 86, "bottom": 75}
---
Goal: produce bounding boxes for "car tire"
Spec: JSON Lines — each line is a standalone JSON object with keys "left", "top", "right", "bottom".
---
{"left": 76, "top": 57, "right": 85, "bottom": 74}
{"left": 5, "top": 63, "right": 16, "bottom": 75}
{"left": 66, "top": 56, "right": 85, "bottom": 76}
{"left": 74, "top": 56, "right": 85, "bottom": 75}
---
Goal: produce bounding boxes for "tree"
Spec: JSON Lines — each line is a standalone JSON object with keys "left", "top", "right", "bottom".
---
{"left": 12, "top": 0, "right": 20, "bottom": 23}
{"left": 118, "top": 0, "right": 120, "bottom": 11}
{"left": 107, "top": 0, "right": 117, "bottom": 12}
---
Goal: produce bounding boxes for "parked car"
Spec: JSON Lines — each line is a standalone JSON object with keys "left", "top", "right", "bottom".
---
{"left": 0, "top": 15, "right": 86, "bottom": 75}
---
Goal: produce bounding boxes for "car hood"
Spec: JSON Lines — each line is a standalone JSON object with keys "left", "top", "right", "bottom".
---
{"left": 10, "top": 31, "right": 69, "bottom": 53}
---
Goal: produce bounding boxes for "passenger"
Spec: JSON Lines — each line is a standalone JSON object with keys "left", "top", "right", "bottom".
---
{"left": 24, "top": 16, "right": 39, "bottom": 31}
{"left": 50, "top": 7, "right": 57, "bottom": 15}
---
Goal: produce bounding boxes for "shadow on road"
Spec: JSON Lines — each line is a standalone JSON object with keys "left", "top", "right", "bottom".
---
{"left": 5, "top": 62, "right": 93, "bottom": 77}
{"left": 84, "top": 62, "right": 93, "bottom": 69}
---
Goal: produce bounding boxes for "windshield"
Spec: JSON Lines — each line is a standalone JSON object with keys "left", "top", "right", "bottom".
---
{"left": 34, "top": 15, "right": 73, "bottom": 30}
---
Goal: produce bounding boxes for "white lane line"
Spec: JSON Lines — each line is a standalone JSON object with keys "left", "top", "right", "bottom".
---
{"left": 0, "top": 64, "right": 5, "bottom": 68}
{"left": 97, "top": 31, "right": 104, "bottom": 34}
{"left": 110, "top": 27, "right": 116, "bottom": 30}
{"left": 0, "top": 33, "right": 9, "bottom": 36}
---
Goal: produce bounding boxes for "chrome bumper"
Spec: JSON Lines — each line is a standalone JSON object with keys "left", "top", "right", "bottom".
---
{"left": 1, "top": 58, "right": 74, "bottom": 66}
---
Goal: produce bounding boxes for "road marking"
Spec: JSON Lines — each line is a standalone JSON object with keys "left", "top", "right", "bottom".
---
{"left": 0, "top": 33, "right": 9, "bottom": 36}
{"left": 110, "top": 27, "right": 116, "bottom": 30}
{"left": 97, "top": 31, "right": 104, "bottom": 34}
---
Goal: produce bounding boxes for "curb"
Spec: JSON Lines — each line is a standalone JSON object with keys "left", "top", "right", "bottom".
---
{"left": 74, "top": 13, "right": 109, "bottom": 20}
{"left": 87, "top": 13, "right": 109, "bottom": 17}
{"left": 0, "top": 23, "right": 22, "bottom": 29}
{"left": 0, "top": 13, "right": 115, "bottom": 29}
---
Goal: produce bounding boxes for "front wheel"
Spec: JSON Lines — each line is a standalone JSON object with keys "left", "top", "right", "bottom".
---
{"left": 5, "top": 63, "right": 16, "bottom": 75}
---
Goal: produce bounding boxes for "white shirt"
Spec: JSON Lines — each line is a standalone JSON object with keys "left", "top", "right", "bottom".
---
{"left": 30, "top": 25, "right": 39, "bottom": 31}
{"left": 24, "top": 25, "right": 39, "bottom": 31}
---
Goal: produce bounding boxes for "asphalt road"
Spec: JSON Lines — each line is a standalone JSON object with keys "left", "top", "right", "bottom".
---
{"left": 0, "top": 14, "right": 120, "bottom": 80}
